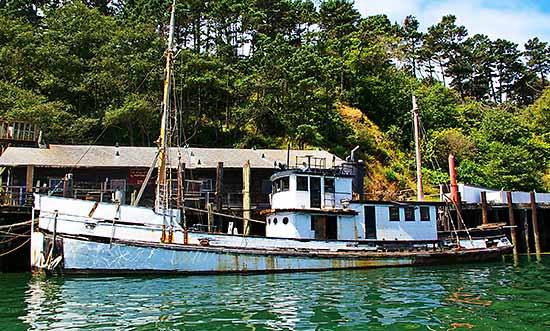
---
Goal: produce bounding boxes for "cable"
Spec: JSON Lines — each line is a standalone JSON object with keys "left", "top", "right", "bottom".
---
{"left": 48, "top": 125, "right": 110, "bottom": 196}
{"left": 0, "top": 237, "right": 30, "bottom": 257}
{"left": 0, "top": 220, "right": 32, "bottom": 230}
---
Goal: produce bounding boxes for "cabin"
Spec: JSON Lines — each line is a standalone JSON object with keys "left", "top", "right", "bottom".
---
{"left": 264, "top": 166, "right": 441, "bottom": 242}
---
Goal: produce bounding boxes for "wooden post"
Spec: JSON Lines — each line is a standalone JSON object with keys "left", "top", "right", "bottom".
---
{"left": 243, "top": 160, "right": 251, "bottom": 235}
{"left": 25, "top": 165, "right": 34, "bottom": 206}
{"left": 530, "top": 191, "right": 541, "bottom": 258}
{"left": 207, "top": 202, "right": 214, "bottom": 233}
{"left": 481, "top": 191, "right": 489, "bottom": 225}
{"left": 523, "top": 209, "right": 530, "bottom": 255}
{"left": 506, "top": 191, "right": 518, "bottom": 256}
{"left": 63, "top": 173, "right": 73, "bottom": 198}
{"left": 215, "top": 162, "right": 224, "bottom": 232}
{"left": 215, "top": 162, "right": 224, "bottom": 211}
{"left": 25, "top": 165, "right": 34, "bottom": 193}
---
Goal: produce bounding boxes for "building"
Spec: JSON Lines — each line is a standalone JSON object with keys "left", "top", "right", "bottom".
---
{"left": 0, "top": 144, "right": 343, "bottom": 214}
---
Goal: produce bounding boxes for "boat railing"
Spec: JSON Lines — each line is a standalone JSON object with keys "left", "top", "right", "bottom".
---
{"left": 0, "top": 185, "right": 42, "bottom": 207}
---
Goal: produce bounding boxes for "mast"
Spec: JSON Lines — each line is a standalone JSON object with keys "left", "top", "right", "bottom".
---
{"left": 156, "top": 1, "right": 177, "bottom": 212}
{"left": 412, "top": 94, "right": 424, "bottom": 201}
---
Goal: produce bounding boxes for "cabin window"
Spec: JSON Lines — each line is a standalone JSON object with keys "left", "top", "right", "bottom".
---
{"left": 324, "top": 177, "right": 335, "bottom": 193}
{"left": 297, "top": 176, "right": 309, "bottom": 191}
{"left": 420, "top": 207, "right": 430, "bottom": 221}
{"left": 311, "top": 216, "right": 315, "bottom": 230}
{"left": 283, "top": 217, "right": 289, "bottom": 224}
{"left": 273, "top": 218, "right": 278, "bottom": 225}
{"left": 389, "top": 207, "right": 400, "bottom": 221}
{"left": 267, "top": 218, "right": 271, "bottom": 225}
{"left": 200, "top": 178, "right": 213, "bottom": 192}
{"left": 405, "top": 207, "right": 415, "bottom": 221}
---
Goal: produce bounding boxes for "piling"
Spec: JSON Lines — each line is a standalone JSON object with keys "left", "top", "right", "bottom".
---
{"left": 215, "top": 162, "right": 223, "bottom": 211}
{"left": 25, "top": 165, "right": 34, "bottom": 193}
{"left": 506, "top": 191, "right": 518, "bottom": 256}
{"left": 481, "top": 191, "right": 489, "bottom": 225}
{"left": 530, "top": 191, "right": 541, "bottom": 258}
{"left": 25, "top": 165, "right": 34, "bottom": 206}
{"left": 523, "top": 209, "right": 530, "bottom": 255}
{"left": 456, "top": 193, "right": 463, "bottom": 230}
{"left": 215, "top": 162, "right": 223, "bottom": 230}
{"left": 207, "top": 203, "right": 214, "bottom": 233}
{"left": 243, "top": 160, "right": 251, "bottom": 235}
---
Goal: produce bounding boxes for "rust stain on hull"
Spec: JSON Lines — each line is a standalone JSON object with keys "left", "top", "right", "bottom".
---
{"left": 39, "top": 233, "right": 512, "bottom": 275}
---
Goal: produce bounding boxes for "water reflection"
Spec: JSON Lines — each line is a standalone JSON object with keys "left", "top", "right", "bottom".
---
{"left": 8, "top": 257, "right": 549, "bottom": 330}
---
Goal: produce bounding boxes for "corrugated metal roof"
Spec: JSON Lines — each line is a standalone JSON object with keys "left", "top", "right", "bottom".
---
{"left": 0, "top": 144, "right": 343, "bottom": 169}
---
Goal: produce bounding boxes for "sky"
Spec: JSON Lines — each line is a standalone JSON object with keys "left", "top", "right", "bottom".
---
{"left": 354, "top": 0, "right": 550, "bottom": 46}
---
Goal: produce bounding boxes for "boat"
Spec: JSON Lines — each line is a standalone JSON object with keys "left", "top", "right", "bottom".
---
{"left": 29, "top": 2, "right": 512, "bottom": 274}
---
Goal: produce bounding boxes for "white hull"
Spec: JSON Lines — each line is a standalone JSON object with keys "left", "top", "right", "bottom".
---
{"left": 31, "top": 231, "right": 510, "bottom": 274}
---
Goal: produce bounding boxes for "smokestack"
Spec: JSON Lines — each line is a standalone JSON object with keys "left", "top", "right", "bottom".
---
{"left": 354, "top": 160, "right": 365, "bottom": 200}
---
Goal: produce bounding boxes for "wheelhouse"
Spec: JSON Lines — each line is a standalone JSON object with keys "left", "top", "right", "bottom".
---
{"left": 264, "top": 168, "right": 441, "bottom": 242}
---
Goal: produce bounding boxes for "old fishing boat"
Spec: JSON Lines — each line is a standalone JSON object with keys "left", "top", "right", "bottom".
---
{"left": 29, "top": 2, "right": 512, "bottom": 274}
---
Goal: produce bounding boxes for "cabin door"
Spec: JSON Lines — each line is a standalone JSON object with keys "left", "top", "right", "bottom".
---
{"left": 312, "top": 215, "right": 338, "bottom": 240}
{"left": 364, "top": 206, "right": 377, "bottom": 239}
{"left": 310, "top": 177, "right": 321, "bottom": 208}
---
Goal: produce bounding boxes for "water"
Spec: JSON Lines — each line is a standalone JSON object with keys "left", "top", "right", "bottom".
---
{"left": 1, "top": 256, "right": 549, "bottom": 331}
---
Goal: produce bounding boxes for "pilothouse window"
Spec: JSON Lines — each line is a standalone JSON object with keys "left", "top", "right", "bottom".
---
{"left": 272, "top": 176, "right": 290, "bottom": 193}
{"left": 297, "top": 176, "right": 308, "bottom": 191}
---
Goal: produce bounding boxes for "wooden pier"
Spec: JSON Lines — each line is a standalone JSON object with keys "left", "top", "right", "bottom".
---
{"left": 445, "top": 191, "right": 549, "bottom": 255}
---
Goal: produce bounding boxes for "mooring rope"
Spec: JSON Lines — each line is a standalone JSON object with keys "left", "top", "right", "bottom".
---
{"left": 0, "top": 229, "right": 30, "bottom": 244}
{"left": 0, "top": 237, "right": 30, "bottom": 257}
{"left": 0, "top": 220, "right": 32, "bottom": 230}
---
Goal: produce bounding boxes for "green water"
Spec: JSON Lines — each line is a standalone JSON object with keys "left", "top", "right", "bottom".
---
{"left": 1, "top": 256, "right": 549, "bottom": 330}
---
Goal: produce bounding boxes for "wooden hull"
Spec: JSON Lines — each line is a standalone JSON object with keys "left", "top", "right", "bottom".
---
{"left": 31, "top": 232, "right": 512, "bottom": 275}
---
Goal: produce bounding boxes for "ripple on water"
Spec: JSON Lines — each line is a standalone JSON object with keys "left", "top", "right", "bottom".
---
{"left": 0, "top": 256, "right": 548, "bottom": 330}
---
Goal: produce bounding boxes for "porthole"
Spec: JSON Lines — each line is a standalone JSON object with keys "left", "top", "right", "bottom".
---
{"left": 273, "top": 218, "right": 278, "bottom": 225}
{"left": 267, "top": 218, "right": 271, "bottom": 225}
{"left": 283, "top": 217, "right": 289, "bottom": 225}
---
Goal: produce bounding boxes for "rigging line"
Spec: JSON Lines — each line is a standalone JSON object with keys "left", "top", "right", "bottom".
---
{"left": 418, "top": 117, "right": 452, "bottom": 193}
{"left": 0, "top": 237, "right": 30, "bottom": 257}
{"left": 134, "top": 54, "right": 165, "bottom": 93}
{"left": 0, "top": 228, "right": 30, "bottom": 236}
{"left": 48, "top": 125, "right": 110, "bottom": 195}
{"left": 418, "top": 117, "right": 442, "bottom": 172}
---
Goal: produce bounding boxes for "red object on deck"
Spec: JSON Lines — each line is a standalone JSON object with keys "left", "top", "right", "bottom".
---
{"left": 448, "top": 154, "right": 459, "bottom": 203}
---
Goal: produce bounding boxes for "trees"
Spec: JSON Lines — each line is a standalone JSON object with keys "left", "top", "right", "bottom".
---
{"left": 1, "top": 1, "right": 550, "bottom": 191}
{"left": 524, "top": 37, "right": 550, "bottom": 88}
